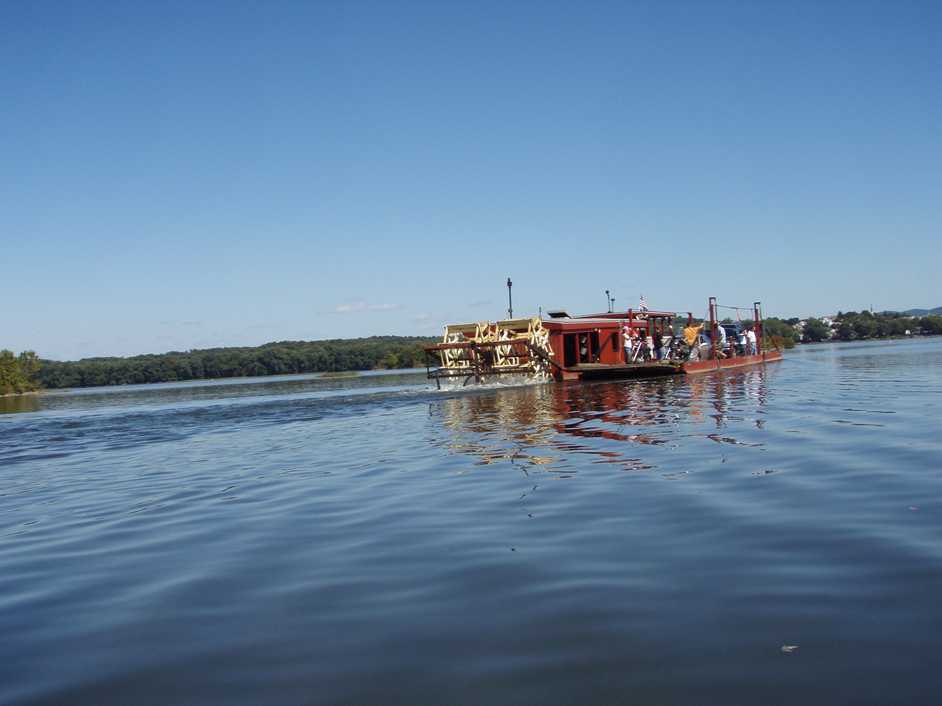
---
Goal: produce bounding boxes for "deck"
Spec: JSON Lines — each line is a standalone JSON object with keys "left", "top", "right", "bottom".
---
{"left": 564, "top": 351, "right": 784, "bottom": 380}
{"left": 681, "top": 350, "right": 784, "bottom": 374}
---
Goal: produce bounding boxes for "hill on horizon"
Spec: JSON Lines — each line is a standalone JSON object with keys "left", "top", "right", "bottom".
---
{"left": 900, "top": 306, "right": 942, "bottom": 316}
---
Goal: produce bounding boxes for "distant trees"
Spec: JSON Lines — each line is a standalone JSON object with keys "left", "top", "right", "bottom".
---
{"left": 831, "top": 311, "right": 940, "bottom": 340}
{"left": 802, "top": 318, "right": 831, "bottom": 342}
{"left": 760, "top": 318, "right": 798, "bottom": 346}
{"left": 0, "top": 350, "right": 42, "bottom": 395}
{"left": 923, "top": 316, "right": 942, "bottom": 335}
{"left": 702, "top": 311, "right": 942, "bottom": 346}
{"left": 36, "top": 337, "right": 436, "bottom": 389}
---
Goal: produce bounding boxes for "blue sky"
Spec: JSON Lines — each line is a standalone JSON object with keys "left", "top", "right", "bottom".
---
{"left": 2, "top": 1, "right": 939, "bottom": 360}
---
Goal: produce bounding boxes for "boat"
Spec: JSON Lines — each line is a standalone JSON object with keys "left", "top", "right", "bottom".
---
{"left": 423, "top": 297, "right": 783, "bottom": 386}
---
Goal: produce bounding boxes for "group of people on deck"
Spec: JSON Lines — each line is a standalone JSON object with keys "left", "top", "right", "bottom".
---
{"left": 621, "top": 323, "right": 669, "bottom": 362}
{"left": 619, "top": 319, "right": 758, "bottom": 364}
{"left": 682, "top": 322, "right": 757, "bottom": 361}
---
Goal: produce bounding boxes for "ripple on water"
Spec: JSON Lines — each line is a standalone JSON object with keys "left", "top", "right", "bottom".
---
{"left": 2, "top": 342, "right": 942, "bottom": 705}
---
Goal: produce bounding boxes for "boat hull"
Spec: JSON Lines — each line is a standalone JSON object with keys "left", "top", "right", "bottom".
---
{"left": 555, "top": 351, "right": 782, "bottom": 381}
{"left": 681, "top": 350, "right": 783, "bottom": 375}
{"left": 558, "top": 362, "right": 681, "bottom": 381}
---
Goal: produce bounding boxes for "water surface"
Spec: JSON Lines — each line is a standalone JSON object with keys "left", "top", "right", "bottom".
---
{"left": 2, "top": 339, "right": 941, "bottom": 705}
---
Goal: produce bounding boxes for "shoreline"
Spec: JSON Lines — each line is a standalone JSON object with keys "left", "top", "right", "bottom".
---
{"left": 0, "top": 390, "right": 42, "bottom": 399}
{"left": 797, "top": 334, "right": 929, "bottom": 345}
{"left": 3, "top": 367, "right": 430, "bottom": 396}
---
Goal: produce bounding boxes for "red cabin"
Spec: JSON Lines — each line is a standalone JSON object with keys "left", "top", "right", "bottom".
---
{"left": 541, "top": 309, "right": 678, "bottom": 380}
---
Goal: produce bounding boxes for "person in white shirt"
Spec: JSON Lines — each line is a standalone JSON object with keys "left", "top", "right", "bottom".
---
{"left": 622, "top": 323, "right": 633, "bottom": 362}
{"left": 715, "top": 324, "right": 727, "bottom": 357}
{"left": 746, "top": 327, "right": 757, "bottom": 355}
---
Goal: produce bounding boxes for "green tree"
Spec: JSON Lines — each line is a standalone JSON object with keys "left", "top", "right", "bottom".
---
{"left": 803, "top": 318, "right": 830, "bottom": 342}
{"left": 854, "top": 317, "right": 878, "bottom": 339}
{"left": 761, "top": 318, "right": 799, "bottom": 343}
{"left": 921, "top": 316, "right": 942, "bottom": 335}
{"left": 0, "top": 349, "right": 42, "bottom": 394}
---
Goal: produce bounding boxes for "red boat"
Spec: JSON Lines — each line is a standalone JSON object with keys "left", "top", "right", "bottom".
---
{"left": 424, "top": 297, "right": 783, "bottom": 386}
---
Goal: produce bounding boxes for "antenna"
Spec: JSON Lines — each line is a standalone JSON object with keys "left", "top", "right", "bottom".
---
{"left": 507, "top": 277, "right": 513, "bottom": 318}
{"left": 605, "top": 289, "right": 616, "bottom": 313}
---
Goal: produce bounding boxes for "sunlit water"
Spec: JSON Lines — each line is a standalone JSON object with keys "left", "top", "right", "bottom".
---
{"left": 2, "top": 339, "right": 941, "bottom": 705}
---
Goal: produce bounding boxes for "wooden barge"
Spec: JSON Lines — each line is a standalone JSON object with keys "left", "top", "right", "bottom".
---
{"left": 424, "top": 297, "right": 783, "bottom": 386}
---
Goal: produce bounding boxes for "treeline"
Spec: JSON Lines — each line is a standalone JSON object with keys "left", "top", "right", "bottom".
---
{"left": 0, "top": 350, "right": 41, "bottom": 395}
{"left": 714, "top": 312, "right": 942, "bottom": 347}
{"left": 37, "top": 336, "right": 437, "bottom": 390}
{"left": 800, "top": 311, "right": 942, "bottom": 343}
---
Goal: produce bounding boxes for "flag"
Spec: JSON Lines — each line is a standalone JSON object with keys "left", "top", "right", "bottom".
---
{"left": 639, "top": 294, "right": 648, "bottom": 312}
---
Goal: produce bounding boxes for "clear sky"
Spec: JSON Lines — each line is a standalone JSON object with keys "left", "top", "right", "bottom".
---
{"left": 2, "top": 1, "right": 939, "bottom": 360}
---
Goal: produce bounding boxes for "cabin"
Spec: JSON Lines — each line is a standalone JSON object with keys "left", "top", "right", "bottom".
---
{"left": 541, "top": 309, "right": 678, "bottom": 380}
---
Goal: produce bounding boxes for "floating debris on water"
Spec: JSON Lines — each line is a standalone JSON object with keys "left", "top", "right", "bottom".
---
{"left": 780, "top": 644, "right": 799, "bottom": 654}
{"left": 707, "top": 434, "right": 763, "bottom": 447}
{"left": 752, "top": 469, "right": 779, "bottom": 476}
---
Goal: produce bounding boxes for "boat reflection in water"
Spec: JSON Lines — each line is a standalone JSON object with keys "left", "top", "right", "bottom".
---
{"left": 430, "top": 366, "right": 772, "bottom": 476}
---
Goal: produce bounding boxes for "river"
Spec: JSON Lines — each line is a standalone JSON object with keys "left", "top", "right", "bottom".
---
{"left": 1, "top": 338, "right": 941, "bottom": 705}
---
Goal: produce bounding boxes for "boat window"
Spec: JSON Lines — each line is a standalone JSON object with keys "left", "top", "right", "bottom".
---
{"left": 612, "top": 332, "right": 619, "bottom": 352}
{"left": 590, "top": 332, "right": 600, "bottom": 362}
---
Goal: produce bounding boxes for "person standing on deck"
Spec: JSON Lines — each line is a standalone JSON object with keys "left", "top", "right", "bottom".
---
{"left": 631, "top": 329, "right": 644, "bottom": 363}
{"left": 685, "top": 322, "right": 705, "bottom": 361}
{"left": 715, "top": 323, "right": 727, "bottom": 358}
{"left": 746, "top": 327, "right": 757, "bottom": 355}
{"left": 683, "top": 322, "right": 702, "bottom": 347}
{"left": 644, "top": 333, "right": 655, "bottom": 361}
